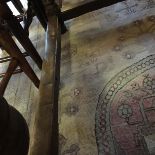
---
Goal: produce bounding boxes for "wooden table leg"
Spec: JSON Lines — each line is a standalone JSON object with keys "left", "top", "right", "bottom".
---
{"left": 0, "top": 3, "right": 43, "bottom": 70}
{"left": 0, "top": 27, "right": 40, "bottom": 88}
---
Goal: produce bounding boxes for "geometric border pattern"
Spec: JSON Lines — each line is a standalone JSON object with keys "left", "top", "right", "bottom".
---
{"left": 95, "top": 54, "right": 155, "bottom": 155}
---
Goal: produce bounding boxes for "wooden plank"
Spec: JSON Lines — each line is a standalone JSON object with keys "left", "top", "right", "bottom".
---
{"left": 62, "top": 0, "right": 125, "bottom": 21}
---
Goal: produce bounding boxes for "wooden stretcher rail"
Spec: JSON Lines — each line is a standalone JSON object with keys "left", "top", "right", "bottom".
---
{"left": 62, "top": 0, "right": 125, "bottom": 21}
{"left": 0, "top": 52, "right": 29, "bottom": 80}
{"left": 0, "top": 68, "right": 22, "bottom": 79}
{"left": 0, "top": 52, "right": 28, "bottom": 63}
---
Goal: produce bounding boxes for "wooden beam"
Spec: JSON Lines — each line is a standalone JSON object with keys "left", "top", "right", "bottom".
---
{"left": 11, "top": 0, "right": 24, "bottom": 13}
{"left": 0, "top": 52, "right": 28, "bottom": 63}
{"left": 0, "top": 59, "right": 18, "bottom": 96}
{"left": 0, "top": 26, "right": 40, "bottom": 88}
{"left": 0, "top": 2, "right": 43, "bottom": 70}
{"left": 29, "top": 9, "right": 61, "bottom": 155}
{"left": 0, "top": 68, "right": 23, "bottom": 78}
{"left": 62, "top": 0, "right": 125, "bottom": 21}
{"left": 0, "top": 52, "right": 29, "bottom": 80}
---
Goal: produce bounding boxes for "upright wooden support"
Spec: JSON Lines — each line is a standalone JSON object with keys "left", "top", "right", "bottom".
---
{"left": 0, "top": 2, "right": 43, "bottom": 70}
{"left": 29, "top": 9, "right": 61, "bottom": 155}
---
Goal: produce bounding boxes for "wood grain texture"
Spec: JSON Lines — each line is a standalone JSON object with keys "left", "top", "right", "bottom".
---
{"left": 29, "top": 13, "right": 60, "bottom": 155}
{"left": 0, "top": 2, "right": 43, "bottom": 70}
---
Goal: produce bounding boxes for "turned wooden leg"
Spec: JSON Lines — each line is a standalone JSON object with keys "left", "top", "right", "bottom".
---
{"left": 0, "top": 28, "right": 40, "bottom": 88}
{"left": 0, "top": 3, "right": 43, "bottom": 70}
